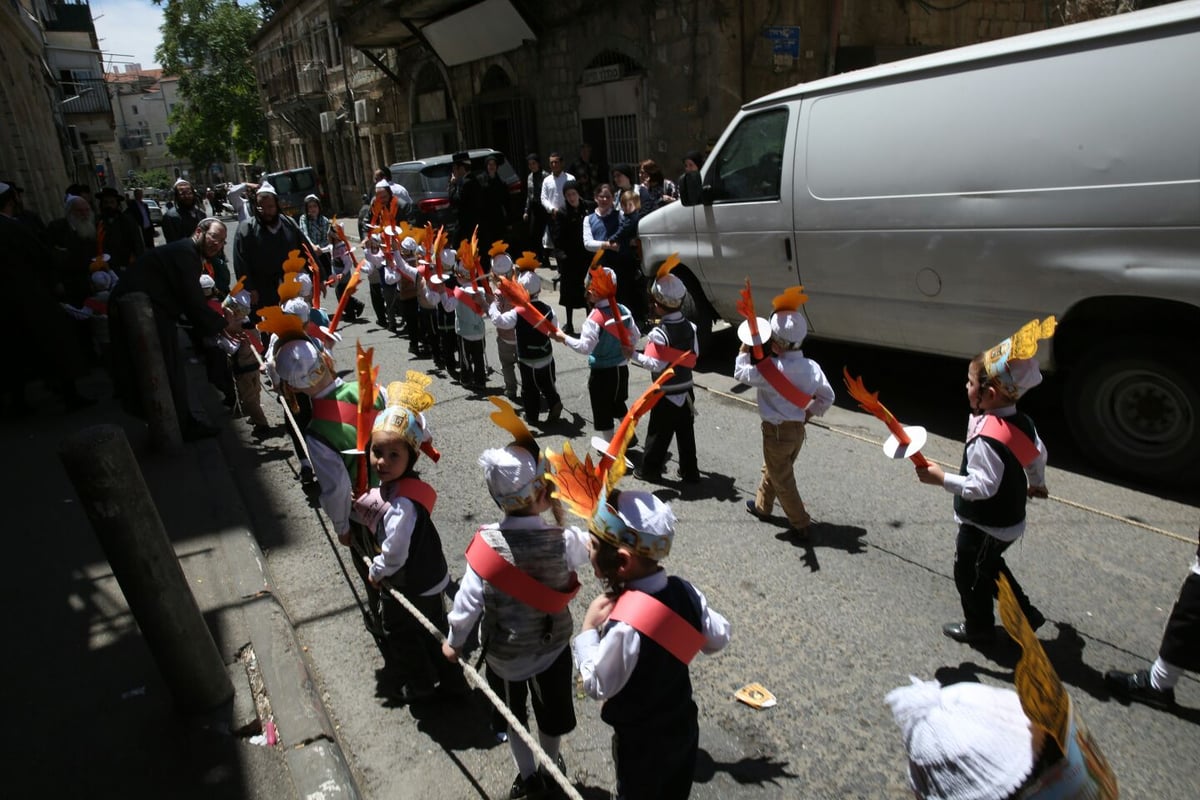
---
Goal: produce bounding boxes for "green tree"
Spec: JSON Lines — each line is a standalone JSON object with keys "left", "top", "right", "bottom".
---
{"left": 155, "top": 0, "right": 267, "bottom": 173}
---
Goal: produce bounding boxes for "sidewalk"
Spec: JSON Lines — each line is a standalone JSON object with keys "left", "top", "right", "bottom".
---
{"left": 3, "top": 371, "right": 358, "bottom": 799}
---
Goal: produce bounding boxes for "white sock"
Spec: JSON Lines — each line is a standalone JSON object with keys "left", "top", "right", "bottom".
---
{"left": 1150, "top": 657, "right": 1182, "bottom": 690}
{"left": 509, "top": 726, "right": 537, "bottom": 779}
{"left": 538, "top": 731, "right": 561, "bottom": 764}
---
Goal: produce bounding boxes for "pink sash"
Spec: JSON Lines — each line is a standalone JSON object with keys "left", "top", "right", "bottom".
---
{"left": 464, "top": 531, "right": 580, "bottom": 614}
{"left": 609, "top": 590, "right": 706, "bottom": 665}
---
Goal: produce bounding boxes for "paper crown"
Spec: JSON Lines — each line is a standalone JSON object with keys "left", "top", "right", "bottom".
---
{"left": 982, "top": 317, "right": 1056, "bottom": 399}
{"left": 282, "top": 249, "right": 307, "bottom": 273}
{"left": 651, "top": 253, "right": 686, "bottom": 307}
{"left": 274, "top": 338, "right": 330, "bottom": 389}
{"left": 372, "top": 372, "right": 437, "bottom": 456}
{"left": 278, "top": 272, "right": 304, "bottom": 302}
{"left": 770, "top": 285, "right": 810, "bottom": 345}
{"left": 515, "top": 251, "right": 541, "bottom": 271}
{"left": 518, "top": 269, "right": 541, "bottom": 295}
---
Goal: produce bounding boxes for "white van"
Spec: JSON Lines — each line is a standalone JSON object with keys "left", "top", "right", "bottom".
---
{"left": 638, "top": 2, "right": 1200, "bottom": 482}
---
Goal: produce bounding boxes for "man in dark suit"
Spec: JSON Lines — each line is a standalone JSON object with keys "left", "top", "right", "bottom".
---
{"left": 126, "top": 188, "right": 156, "bottom": 248}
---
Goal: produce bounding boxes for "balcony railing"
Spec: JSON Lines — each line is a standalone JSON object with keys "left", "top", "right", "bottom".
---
{"left": 60, "top": 77, "right": 112, "bottom": 115}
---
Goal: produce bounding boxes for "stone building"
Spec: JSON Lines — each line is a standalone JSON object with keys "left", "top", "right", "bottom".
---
{"left": 1, "top": 0, "right": 78, "bottom": 221}
{"left": 255, "top": 0, "right": 1071, "bottom": 216}
{"left": 107, "top": 67, "right": 197, "bottom": 185}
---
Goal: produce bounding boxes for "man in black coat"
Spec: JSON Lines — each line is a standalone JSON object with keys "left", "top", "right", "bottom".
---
{"left": 234, "top": 184, "right": 304, "bottom": 311}
{"left": 161, "top": 178, "right": 205, "bottom": 243}
{"left": 125, "top": 188, "right": 157, "bottom": 248}
{"left": 448, "top": 151, "right": 482, "bottom": 248}
{"left": 97, "top": 187, "right": 144, "bottom": 274}
{"left": 109, "top": 219, "right": 232, "bottom": 439}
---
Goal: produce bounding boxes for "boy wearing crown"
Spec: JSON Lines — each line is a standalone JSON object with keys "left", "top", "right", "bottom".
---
{"left": 221, "top": 284, "right": 271, "bottom": 430}
{"left": 631, "top": 257, "right": 699, "bottom": 483}
{"left": 443, "top": 399, "right": 589, "bottom": 798}
{"left": 734, "top": 287, "right": 835, "bottom": 537}
{"left": 916, "top": 319, "right": 1054, "bottom": 645}
{"left": 486, "top": 242, "right": 521, "bottom": 402}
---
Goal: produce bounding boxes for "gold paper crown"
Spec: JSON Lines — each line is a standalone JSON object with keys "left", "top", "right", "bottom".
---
{"left": 278, "top": 273, "right": 303, "bottom": 301}
{"left": 489, "top": 240, "right": 509, "bottom": 257}
{"left": 488, "top": 397, "right": 538, "bottom": 455}
{"left": 772, "top": 286, "right": 808, "bottom": 313}
{"left": 255, "top": 305, "right": 307, "bottom": 342}
{"left": 282, "top": 249, "right": 307, "bottom": 274}
{"left": 386, "top": 370, "right": 436, "bottom": 414}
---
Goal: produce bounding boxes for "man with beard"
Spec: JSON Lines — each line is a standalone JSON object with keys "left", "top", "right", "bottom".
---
{"left": 161, "top": 178, "right": 205, "bottom": 243}
{"left": 108, "top": 218, "right": 234, "bottom": 440}
{"left": 96, "top": 187, "right": 144, "bottom": 273}
{"left": 125, "top": 188, "right": 157, "bottom": 248}
{"left": 234, "top": 183, "right": 303, "bottom": 311}
{"left": 47, "top": 194, "right": 99, "bottom": 305}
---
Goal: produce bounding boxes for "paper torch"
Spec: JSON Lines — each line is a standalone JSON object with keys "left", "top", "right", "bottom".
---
{"left": 842, "top": 368, "right": 930, "bottom": 468}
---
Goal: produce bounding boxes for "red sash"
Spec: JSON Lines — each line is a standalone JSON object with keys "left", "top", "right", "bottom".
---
{"left": 452, "top": 286, "right": 485, "bottom": 316}
{"left": 312, "top": 396, "right": 358, "bottom": 427}
{"left": 609, "top": 590, "right": 706, "bottom": 665}
{"left": 391, "top": 477, "right": 437, "bottom": 514}
{"left": 643, "top": 339, "right": 697, "bottom": 368}
{"left": 755, "top": 358, "right": 813, "bottom": 409}
{"left": 464, "top": 530, "right": 580, "bottom": 614}
{"left": 974, "top": 415, "right": 1039, "bottom": 468}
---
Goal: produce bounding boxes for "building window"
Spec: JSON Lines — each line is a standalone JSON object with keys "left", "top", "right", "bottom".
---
{"left": 605, "top": 115, "right": 638, "bottom": 165}
{"left": 156, "top": 132, "right": 165, "bottom": 145}
{"left": 132, "top": 104, "right": 139, "bottom": 115}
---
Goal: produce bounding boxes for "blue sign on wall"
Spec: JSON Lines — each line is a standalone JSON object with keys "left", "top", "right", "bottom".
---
{"left": 763, "top": 26, "right": 801, "bottom": 58}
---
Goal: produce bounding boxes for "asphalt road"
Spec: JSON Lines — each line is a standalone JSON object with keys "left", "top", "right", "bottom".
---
{"left": 213, "top": 231, "right": 1198, "bottom": 799}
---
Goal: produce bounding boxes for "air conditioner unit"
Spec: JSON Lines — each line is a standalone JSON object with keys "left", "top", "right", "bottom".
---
{"left": 320, "top": 111, "right": 336, "bottom": 134}
{"left": 354, "top": 99, "right": 375, "bottom": 124}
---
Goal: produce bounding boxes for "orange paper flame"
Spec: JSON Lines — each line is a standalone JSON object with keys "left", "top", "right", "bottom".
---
{"left": 736, "top": 278, "right": 763, "bottom": 358}
{"left": 842, "top": 368, "right": 929, "bottom": 467}
{"left": 355, "top": 341, "right": 377, "bottom": 495}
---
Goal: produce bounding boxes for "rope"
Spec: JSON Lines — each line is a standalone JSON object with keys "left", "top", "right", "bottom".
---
{"left": 363, "top": 555, "right": 585, "bottom": 800}
{"left": 697, "top": 383, "right": 1195, "bottom": 545}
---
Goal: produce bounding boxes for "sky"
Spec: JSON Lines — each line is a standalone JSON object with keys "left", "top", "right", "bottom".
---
{"left": 90, "top": 0, "right": 165, "bottom": 71}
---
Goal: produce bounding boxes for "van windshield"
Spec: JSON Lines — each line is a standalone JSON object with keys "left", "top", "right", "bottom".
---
{"left": 270, "top": 170, "right": 316, "bottom": 195}
{"left": 710, "top": 109, "right": 788, "bottom": 202}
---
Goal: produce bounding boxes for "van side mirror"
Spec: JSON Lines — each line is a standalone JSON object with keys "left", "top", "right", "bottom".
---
{"left": 679, "top": 171, "right": 703, "bottom": 206}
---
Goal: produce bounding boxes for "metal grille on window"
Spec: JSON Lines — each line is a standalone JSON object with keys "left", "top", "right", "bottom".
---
{"left": 605, "top": 114, "right": 638, "bottom": 165}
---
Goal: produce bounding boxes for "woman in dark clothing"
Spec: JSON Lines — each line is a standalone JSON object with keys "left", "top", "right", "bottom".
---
{"left": 639, "top": 159, "right": 677, "bottom": 213}
{"left": 556, "top": 180, "right": 593, "bottom": 335}
{"left": 476, "top": 155, "right": 510, "bottom": 254}
{"left": 523, "top": 153, "right": 548, "bottom": 260}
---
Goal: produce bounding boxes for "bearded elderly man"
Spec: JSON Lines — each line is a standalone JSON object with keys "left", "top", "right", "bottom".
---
{"left": 109, "top": 218, "right": 235, "bottom": 440}
{"left": 234, "top": 183, "right": 303, "bottom": 311}
{"left": 161, "top": 178, "right": 205, "bottom": 243}
{"left": 46, "top": 194, "right": 100, "bottom": 305}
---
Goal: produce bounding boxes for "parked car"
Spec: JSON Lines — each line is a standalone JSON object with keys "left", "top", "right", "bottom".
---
{"left": 263, "top": 166, "right": 324, "bottom": 220}
{"left": 388, "top": 148, "right": 524, "bottom": 234}
{"left": 638, "top": 2, "right": 1200, "bottom": 482}
{"left": 143, "top": 198, "right": 163, "bottom": 226}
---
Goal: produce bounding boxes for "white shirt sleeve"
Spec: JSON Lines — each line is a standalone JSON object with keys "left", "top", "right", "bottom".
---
{"left": 369, "top": 496, "right": 419, "bottom": 582}
{"left": 582, "top": 214, "right": 602, "bottom": 252}
{"left": 307, "top": 435, "right": 352, "bottom": 534}
{"left": 943, "top": 437, "right": 1004, "bottom": 499}
{"left": 541, "top": 175, "right": 557, "bottom": 214}
{"left": 561, "top": 312, "right": 600, "bottom": 354}
{"left": 487, "top": 300, "right": 518, "bottom": 329}
{"left": 446, "top": 566, "right": 486, "bottom": 649}
{"left": 563, "top": 526, "right": 591, "bottom": 571}
{"left": 806, "top": 363, "right": 836, "bottom": 417}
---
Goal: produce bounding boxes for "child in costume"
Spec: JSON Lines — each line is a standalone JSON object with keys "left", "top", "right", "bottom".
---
{"left": 221, "top": 284, "right": 270, "bottom": 429}
{"left": 489, "top": 253, "right": 562, "bottom": 424}
{"left": 357, "top": 375, "right": 467, "bottom": 702}
{"left": 394, "top": 235, "right": 423, "bottom": 353}
{"left": 486, "top": 242, "right": 521, "bottom": 402}
{"left": 631, "top": 256, "right": 699, "bottom": 483}
{"left": 916, "top": 318, "right": 1054, "bottom": 644}
{"left": 451, "top": 259, "right": 488, "bottom": 389}
{"left": 554, "top": 265, "right": 640, "bottom": 441}
{"left": 443, "top": 399, "right": 589, "bottom": 798}
{"left": 431, "top": 248, "right": 459, "bottom": 374}
{"left": 734, "top": 287, "right": 834, "bottom": 536}
{"left": 362, "top": 234, "right": 388, "bottom": 329}
{"left": 547, "top": 408, "right": 730, "bottom": 800}
{"left": 196, "top": 273, "right": 237, "bottom": 410}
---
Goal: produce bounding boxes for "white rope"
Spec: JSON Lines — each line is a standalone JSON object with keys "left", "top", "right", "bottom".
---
{"left": 363, "top": 555, "right": 585, "bottom": 800}
{"left": 697, "top": 382, "right": 1195, "bottom": 545}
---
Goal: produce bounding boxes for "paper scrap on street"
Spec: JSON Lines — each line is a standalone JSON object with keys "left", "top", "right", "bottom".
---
{"left": 735, "top": 682, "right": 777, "bottom": 709}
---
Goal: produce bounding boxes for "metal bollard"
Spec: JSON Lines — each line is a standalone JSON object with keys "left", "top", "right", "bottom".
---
{"left": 116, "top": 292, "right": 181, "bottom": 452}
{"left": 60, "top": 424, "right": 233, "bottom": 713}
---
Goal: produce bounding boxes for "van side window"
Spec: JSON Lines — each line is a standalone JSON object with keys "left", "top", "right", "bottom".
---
{"left": 710, "top": 109, "right": 788, "bottom": 203}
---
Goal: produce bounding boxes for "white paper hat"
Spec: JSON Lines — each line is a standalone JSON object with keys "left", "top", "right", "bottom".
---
{"left": 198, "top": 274, "right": 215, "bottom": 291}
{"left": 440, "top": 248, "right": 457, "bottom": 269}
{"left": 886, "top": 677, "right": 1035, "bottom": 800}
{"left": 282, "top": 297, "right": 311, "bottom": 319}
{"left": 274, "top": 339, "right": 327, "bottom": 388}
{"left": 770, "top": 310, "right": 808, "bottom": 345}
{"left": 591, "top": 490, "right": 676, "bottom": 560}
{"left": 400, "top": 236, "right": 418, "bottom": 253}
{"left": 93, "top": 270, "right": 117, "bottom": 291}
{"left": 480, "top": 446, "right": 545, "bottom": 512}
{"left": 651, "top": 274, "right": 686, "bottom": 307}
{"left": 256, "top": 182, "right": 277, "bottom": 197}
{"left": 491, "top": 252, "right": 514, "bottom": 275}
{"left": 295, "top": 272, "right": 313, "bottom": 298}
{"left": 518, "top": 269, "right": 541, "bottom": 295}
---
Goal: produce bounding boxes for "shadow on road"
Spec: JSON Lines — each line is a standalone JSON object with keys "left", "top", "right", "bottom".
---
{"left": 694, "top": 750, "right": 800, "bottom": 787}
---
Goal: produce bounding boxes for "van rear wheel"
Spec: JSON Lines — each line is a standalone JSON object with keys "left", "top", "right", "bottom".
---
{"left": 1064, "top": 339, "right": 1199, "bottom": 481}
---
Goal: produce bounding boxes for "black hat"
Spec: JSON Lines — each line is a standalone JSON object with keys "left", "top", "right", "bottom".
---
{"left": 452, "top": 151, "right": 471, "bottom": 167}
{"left": 97, "top": 186, "right": 123, "bottom": 201}
{"left": 684, "top": 150, "right": 705, "bottom": 168}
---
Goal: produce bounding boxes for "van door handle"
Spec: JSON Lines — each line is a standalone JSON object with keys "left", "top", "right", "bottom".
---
{"left": 784, "top": 238, "right": 792, "bottom": 262}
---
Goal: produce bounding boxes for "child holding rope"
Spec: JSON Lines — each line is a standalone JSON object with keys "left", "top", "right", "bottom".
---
{"left": 442, "top": 399, "right": 589, "bottom": 799}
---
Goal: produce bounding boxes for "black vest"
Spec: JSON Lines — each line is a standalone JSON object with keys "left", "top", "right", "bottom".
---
{"left": 376, "top": 497, "right": 448, "bottom": 596}
{"left": 601, "top": 576, "right": 701, "bottom": 729}
{"left": 657, "top": 317, "right": 696, "bottom": 395}
{"left": 515, "top": 299, "right": 553, "bottom": 362}
{"left": 954, "top": 412, "right": 1038, "bottom": 528}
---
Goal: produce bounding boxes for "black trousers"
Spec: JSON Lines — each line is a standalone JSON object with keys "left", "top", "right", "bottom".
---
{"left": 381, "top": 585, "right": 466, "bottom": 693}
{"left": 460, "top": 338, "right": 486, "bottom": 385}
{"left": 640, "top": 392, "right": 696, "bottom": 475}
{"left": 485, "top": 646, "right": 576, "bottom": 737}
{"left": 612, "top": 703, "right": 698, "bottom": 800}
{"left": 1160, "top": 569, "right": 1200, "bottom": 672}
{"left": 398, "top": 297, "right": 419, "bottom": 352}
{"left": 368, "top": 282, "right": 387, "bottom": 325}
{"left": 588, "top": 364, "right": 629, "bottom": 432}
{"left": 380, "top": 283, "right": 400, "bottom": 330}
{"left": 518, "top": 360, "right": 560, "bottom": 419}
{"left": 954, "top": 523, "right": 1038, "bottom": 633}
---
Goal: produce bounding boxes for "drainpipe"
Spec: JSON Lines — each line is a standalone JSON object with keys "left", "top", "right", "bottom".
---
{"left": 827, "top": 0, "right": 844, "bottom": 76}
